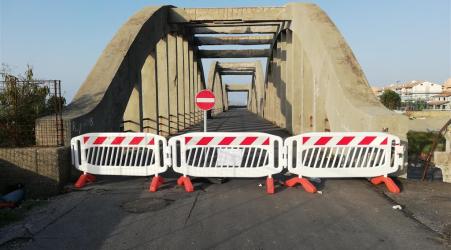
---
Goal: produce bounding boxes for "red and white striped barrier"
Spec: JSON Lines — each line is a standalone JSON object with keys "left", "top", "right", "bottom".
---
{"left": 71, "top": 133, "right": 168, "bottom": 191}
{"left": 284, "top": 132, "right": 404, "bottom": 193}
{"left": 168, "top": 132, "right": 284, "bottom": 194}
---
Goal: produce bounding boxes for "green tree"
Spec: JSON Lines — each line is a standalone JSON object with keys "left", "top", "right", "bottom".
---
{"left": 380, "top": 89, "right": 401, "bottom": 110}
{"left": 45, "top": 95, "right": 66, "bottom": 115}
{"left": 0, "top": 65, "right": 61, "bottom": 146}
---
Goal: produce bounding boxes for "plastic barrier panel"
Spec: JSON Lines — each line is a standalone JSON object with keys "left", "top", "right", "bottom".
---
{"left": 284, "top": 132, "right": 404, "bottom": 193}
{"left": 71, "top": 133, "right": 168, "bottom": 191}
{"left": 168, "top": 132, "right": 284, "bottom": 193}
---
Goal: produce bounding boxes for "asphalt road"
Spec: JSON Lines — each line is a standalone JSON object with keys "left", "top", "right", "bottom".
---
{"left": 11, "top": 176, "right": 444, "bottom": 250}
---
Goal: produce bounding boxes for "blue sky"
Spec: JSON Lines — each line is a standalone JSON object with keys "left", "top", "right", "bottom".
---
{"left": 1, "top": 0, "right": 450, "bottom": 104}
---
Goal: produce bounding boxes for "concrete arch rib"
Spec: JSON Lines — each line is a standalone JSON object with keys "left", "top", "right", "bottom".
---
{"left": 274, "top": 3, "right": 445, "bottom": 139}
{"left": 56, "top": 6, "right": 171, "bottom": 140}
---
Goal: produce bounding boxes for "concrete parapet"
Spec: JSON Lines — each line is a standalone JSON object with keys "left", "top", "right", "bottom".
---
{"left": 35, "top": 116, "right": 71, "bottom": 146}
{"left": 434, "top": 129, "right": 451, "bottom": 183}
{"left": 434, "top": 152, "right": 451, "bottom": 183}
{"left": 0, "top": 147, "right": 71, "bottom": 198}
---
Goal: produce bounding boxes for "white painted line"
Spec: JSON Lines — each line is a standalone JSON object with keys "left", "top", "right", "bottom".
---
{"left": 196, "top": 98, "right": 215, "bottom": 103}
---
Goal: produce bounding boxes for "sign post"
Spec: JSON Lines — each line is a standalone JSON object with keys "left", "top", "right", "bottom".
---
{"left": 195, "top": 89, "right": 215, "bottom": 132}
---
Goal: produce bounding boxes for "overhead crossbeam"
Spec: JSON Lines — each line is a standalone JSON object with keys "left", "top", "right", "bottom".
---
{"left": 191, "top": 25, "right": 278, "bottom": 34}
{"left": 169, "top": 7, "right": 288, "bottom": 23}
{"left": 217, "top": 62, "right": 257, "bottom": 75}
{"left": 194, "top": 35, "right": 274, "bottom": 45}
{"left": 219, "top": 71, "right": 254, "bottom": 75}
{"left": 217, "top": 62, "right": 258, "bottom": 69}
{"left": 199, "top": 49, "right": 271, "bottom": 58}
{"left": 186, "top": 21, "right": 284, "bottom": 26}
{"left": 226, "top": 84, "right": 251, "bottom": 92}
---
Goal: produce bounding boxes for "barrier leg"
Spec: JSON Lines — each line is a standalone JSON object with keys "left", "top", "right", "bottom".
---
{"left": 177, "top": 176, "right": 194, "bottom": 192}
{"left": 370, "top": 176, "right": 400, "bottom": 193}
{"left": 285, "top": 176, "right": 317, "bottom": 193}
{"left": 149, "top": 175, "right": 165, "bottom": 192}
{"left": 266, "top": 176, "right": 275, "bottom": 194}
{"left": 74, "top": 172, "right": 96, "bottom": 188}
{"left": 177, "top": 176, "right": 184, "bottom": 186}
{"left": 183, "top": 177, "right": 194, "bottom": 192}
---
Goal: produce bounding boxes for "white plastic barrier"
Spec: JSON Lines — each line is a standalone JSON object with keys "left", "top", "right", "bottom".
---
{"left": 284, "top": 132, "right": 404, "bottom": 193}
{"left": 71, "top": 132, "right": 168, "bottom": 177}
{"left": 168, "top": 132, "right": 284, "bottom": 193}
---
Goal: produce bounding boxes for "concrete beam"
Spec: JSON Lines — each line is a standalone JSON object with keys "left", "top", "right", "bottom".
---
{"left": 217, "top": 62, "right": 259, "bottom": 70}
{"left": 156, "top": 36, "right": 170, "bottom": 137}
{"left": 169, "top": 7, "right": 287, "bottom": 23}
{"left": 167, "top": 33, "right": 178, "bottom": 135}
{"left": 199, "top": 49, "right": 270, "bottom": 58}
{"left": 219, "top": 71, "right": 254, "bottom": 75}
{"left": 226, "top": 84, "right": 251, "bottom": 92}
{"left": 194, "top": 35, "right": 273, "bottom": 45}
{"left": 142, "top": 50, "right": 158, "bottom": 134}
{"left": 176, "top": 34, "right": 185, "bottom": 130}
{"left": 192, "top": 26, "right": 278, "bottom": 34}
{"left": 183, "top": 38, "right": 191, "bottom": 127}
{"left": 186, "top": 21, "right": 284, "bottom": 26}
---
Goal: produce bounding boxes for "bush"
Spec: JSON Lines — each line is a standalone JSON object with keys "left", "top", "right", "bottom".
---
{"left": 0, "top": 65, "right": 64, "bottom": 147}
{"left": 407, "top": 131, "right": 445, "bottom": 160}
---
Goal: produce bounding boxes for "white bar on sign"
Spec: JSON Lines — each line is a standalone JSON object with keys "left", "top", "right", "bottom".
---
{"left": 196, "top": 98, "right": 215, "bottom": 103}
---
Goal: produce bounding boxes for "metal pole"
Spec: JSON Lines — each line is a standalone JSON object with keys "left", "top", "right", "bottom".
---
{"left": 204, "top": 110, "right": 207, "bottom": 132}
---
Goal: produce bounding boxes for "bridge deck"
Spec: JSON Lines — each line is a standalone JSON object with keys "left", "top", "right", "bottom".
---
{"left": 19, "top": 109, "right": 444, "bottom": 250}
{"left": 180, "top": 109, "right": 289, "bottom": 137}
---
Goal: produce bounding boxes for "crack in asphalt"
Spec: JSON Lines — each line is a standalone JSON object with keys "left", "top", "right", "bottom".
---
{"left": 28, "top": 195, "right": 88, "bottom": 237}
{"left": 184, "top": 192, "right": 200, "bottom": 226}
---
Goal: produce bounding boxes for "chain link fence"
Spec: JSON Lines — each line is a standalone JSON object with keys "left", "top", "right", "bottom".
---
{"left": 0, "top": 77, "right": 64, "bottom": 147}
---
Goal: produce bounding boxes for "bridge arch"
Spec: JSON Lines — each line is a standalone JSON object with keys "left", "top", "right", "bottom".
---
{"left": 36, "top": 3, "right": 446, "bottom": 145}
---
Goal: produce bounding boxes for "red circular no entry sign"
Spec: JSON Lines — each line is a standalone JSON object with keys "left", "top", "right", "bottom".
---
{"left": 195, "top": 89, "right": 215, "bottom": 111}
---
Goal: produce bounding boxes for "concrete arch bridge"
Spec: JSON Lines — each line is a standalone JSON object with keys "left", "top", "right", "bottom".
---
{"left": 37, "top": 3, "right": 446, "bottom": 145}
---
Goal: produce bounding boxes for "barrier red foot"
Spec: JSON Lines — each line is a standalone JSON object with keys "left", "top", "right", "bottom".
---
{"left": 177, "top": 176, "right": 194, "bottom": 192}
{"left": 285, "top": 176, "right": 317, "bottom": 193}
{"left": 74, "top": 173, "right": 96, "bottom": 188}
{"left": 266, "top": 177, "right": 275, "bottom": 194}
{"left": 149, "top": 175, "right": 165, "bottom": 192}
{"left": 370, "top": 176, "right": 400, "bottom": 193}
{"left": 177, "top": 176, "right": 184, "bottom": 186}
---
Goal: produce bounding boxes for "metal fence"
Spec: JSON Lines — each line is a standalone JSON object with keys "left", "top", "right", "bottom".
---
{"left": 0, "top": 78, "right": 64, "bottom": 147}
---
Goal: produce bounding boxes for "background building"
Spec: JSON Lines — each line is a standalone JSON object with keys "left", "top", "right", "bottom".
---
{"left": 427, "top": 92, "right": 451, "bottom": 110}
{"left": 373, "top": 79, "right": 449, "bottom": 111}
{"left": 374, "top": 80, "right": 444, "bottom": 101}
{"left": 427, "top": 78, "right": 451, "bottom": 110}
